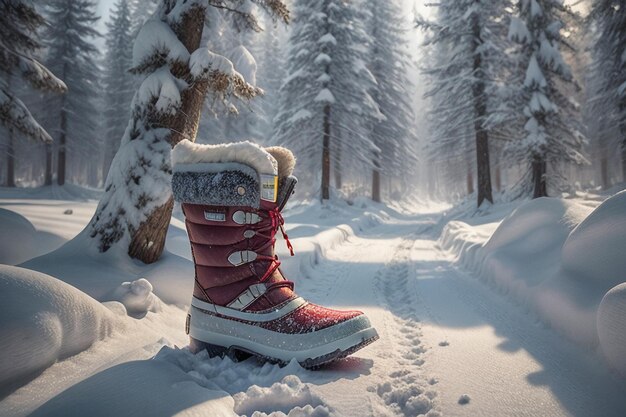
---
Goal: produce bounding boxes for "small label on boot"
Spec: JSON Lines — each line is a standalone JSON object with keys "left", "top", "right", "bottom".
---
{"left": 204, "top": 211, "right": 226, "bottom": 222}
{"left": 260, "top": 174, "right": 278, "bottom": 202}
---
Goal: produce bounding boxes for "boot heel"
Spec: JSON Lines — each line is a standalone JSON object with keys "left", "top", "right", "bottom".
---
{"left": 189, "top": 337, "right": 251, "bottom": 362}
{"left": 189, "top": 337, "right": 228, "bottom": 356}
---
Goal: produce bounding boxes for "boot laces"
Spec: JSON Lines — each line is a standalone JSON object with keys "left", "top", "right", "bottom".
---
{"left": 246, "top": 207, "right": 296, "bottom": 293}
{"left": 269, "top": 208, "right": 295, "bottom": 256}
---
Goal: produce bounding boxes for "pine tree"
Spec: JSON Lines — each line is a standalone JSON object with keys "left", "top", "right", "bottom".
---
{"left": 0, "top": 0, "right": 67, "bottom": 186}
{"left": 418, "top": 0, "right": 512, "bottom": 207}
{"left": 40, "top": 0, "right": 101, "bottom": 186}
{"left": 365, "top": 0, "right": 416, "bottom": 202}
{"left": 507, "top": 0, "right": 586, "bottom": 198}
{"left": 588, "top": 0, "right": 626, "bottom": 184}
{"left": 274, "top": 0, "right": 381, "bottom": 201}
{"left": 88, "top": 0, "right": 288, "bottom": 264}
{"left": 102, "top": 0, "right": 135, "bottom": 180}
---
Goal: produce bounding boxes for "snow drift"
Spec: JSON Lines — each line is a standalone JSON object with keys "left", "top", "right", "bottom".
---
{"left": 440, "top": 192, "right": 626, "bottom": 373}
{"left": 0, "top": 265, "right": 122, "bottom": 395}
{"left": 561, "top": 190, "right": 626, "bottom": 288}
{"left": 598, "top": 283, "right": 626, "bottom": 374}
{"left": 0, "top": 208, "right": 38, "bottom": 265}
{"left": 21, "top": 226, "right": 194, "bottom": 307}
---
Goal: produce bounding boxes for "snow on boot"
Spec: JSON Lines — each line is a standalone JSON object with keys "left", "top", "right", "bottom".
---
{"left": 171, "top": 140, "right": 379, "bottom": 367}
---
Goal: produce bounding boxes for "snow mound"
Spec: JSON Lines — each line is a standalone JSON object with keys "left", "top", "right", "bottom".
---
{"left": 597, "top": 283, "right": 626, "bottom": 375}
{"left": 0, "top": 265, "right": 121, "bottom": 395}
{"left": 533, "top": 193, "right": 626, "bottom": 348}
{"left": 152, "top": 347, "right": 339, "bottom": 416}
{"left": 485, "top": 197, "right": 590, "bottom": 256}
{"left": 0, "top": 208, "right": 37, "bottom": 265}
{"left": 233, "top": 375, "right": 329, "bottom": 417}
{"left": 480, "top": 198, "right": 591, "bottom": 291}
{"left": 111, "top": 278, "right": 163, "bottom": 318}
{"left": 562, "top": 190, "right": 626, "bottom": 288}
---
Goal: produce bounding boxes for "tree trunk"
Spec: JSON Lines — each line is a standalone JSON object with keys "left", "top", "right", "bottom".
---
{"left": 157, "top": 5, "right": 209, "bottom": 149}
{"left": 532, "top": 156, "right": 547, "bottom": 198}
{"left": 45, "top": 144, "right": 53, "bottom": 186}
{"left": 321, "top": 103, "right": 331, "bottom": 201}
{"left": 57, "top": 112, "right": 66, "bottom": 186}
{"left": 472, "top": 11, "right": 493, "bottom": 208}
{"left": 6, "top": 129, "right": 15, "bottom": 187}
{"left": 57, "top": 64, "right": 67, "bottom": 186}
{"left": 495, "top": 163, "right": 502, "bottom": 192}
{"left": 621, "top": 142, "right": 626, "bottom": 184}
{"left": 475, "top": 130, "right": 493, "bottom": 205}
{"left": 126, "top": 3, "right": 210, "bottom": 263}
{"left": 128, "top": 196, "right": 174, "bottom": 264}
{"left": 467, "top": 160, "right": 474, "bottom": 195}
{"left": 372, "top": 154, "right": 381, "bottom": 203}
{"left": 600, "top": 153, "right": 609, "bottom": 190}
{"left": 334, "top": 138, "right": 342, "bottom": 190}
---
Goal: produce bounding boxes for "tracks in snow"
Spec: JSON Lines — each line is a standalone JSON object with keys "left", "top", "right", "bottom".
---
{"left": 373, "top": 234, "right": 441, "bottom": 417}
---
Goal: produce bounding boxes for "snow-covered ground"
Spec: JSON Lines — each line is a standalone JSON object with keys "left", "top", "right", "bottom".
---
{"left": 1, "top": 186, "right": 625, "bottom": 416}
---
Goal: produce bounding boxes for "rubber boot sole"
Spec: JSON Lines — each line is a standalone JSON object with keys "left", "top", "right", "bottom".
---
{"left": 189, "top": 333, "right": 379, "bottom": 369}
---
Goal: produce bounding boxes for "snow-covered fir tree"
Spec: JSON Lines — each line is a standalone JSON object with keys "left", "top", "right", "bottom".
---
{"left": 507, "top": 0, "right": 586, "bottom": 198}
{"left": 102, "top": 0, "right": 135, "bottom": 180}
{"left": 365, "top": 0, "right": 417, "bottom": 202}
{"left": 0, "top": 0, "right": 67, "bottom": 186}
{"left": 88, "top": 0, "right": 288, "bottom": 264}
{"left": 418, "top": 0, "right": 512, "bottom": 207}
{"left": 274, "top": 0, "right": 382, "bottom": 200}
{"left": 39, "top": 0, "right": 101, "bottom": 186}
{"left": 587, "top": 0, "right": 626, "bottom": 184}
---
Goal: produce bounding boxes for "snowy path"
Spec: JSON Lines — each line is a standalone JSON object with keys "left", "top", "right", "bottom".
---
{"left": 295, "top": 213, "right": 626, "bottom": 417}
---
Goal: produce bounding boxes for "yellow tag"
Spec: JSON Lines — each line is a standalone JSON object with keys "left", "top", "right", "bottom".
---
{"left": 260, "top": 174, "right": 278, "bottom": 202}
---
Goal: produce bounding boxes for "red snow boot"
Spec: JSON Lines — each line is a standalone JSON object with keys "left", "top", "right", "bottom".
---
{"left": 171, "top": 140, "right": 378, "bottom": 367}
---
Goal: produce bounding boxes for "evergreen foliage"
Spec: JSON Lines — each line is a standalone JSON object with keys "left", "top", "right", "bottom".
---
{"left": 365, "top": 0, "right": 417, "bottom": 202}
{"left": 0, "top": 0, "right": 66, "bottom": 143}
{"left": 418, "top": 0, "right": 511, "bottom": 206}
{"left": 40, "top": 0, "right": 101, "bottom": 185}
{"left": 102, "top": 0, "right": 135, "bottom": 179}
{"left": 274, "top": 0, "right": 382, "bottom": 200}
{"left": 507, "top": 0, "right": 586, "bottom": 197}
{"left": 588, "top": 0, "right": 626, "bottom": 183}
